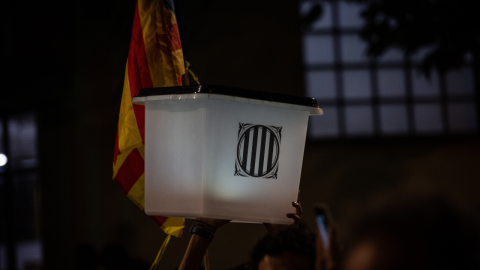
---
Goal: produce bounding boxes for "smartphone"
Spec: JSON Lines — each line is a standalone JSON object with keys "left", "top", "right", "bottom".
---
{"left": 314, "top": 204, "right": 329, "bottom": 250}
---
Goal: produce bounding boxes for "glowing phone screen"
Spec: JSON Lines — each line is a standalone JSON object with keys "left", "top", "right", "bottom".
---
{"left": 316, "top": 214, "right": 329, "bottom": 249}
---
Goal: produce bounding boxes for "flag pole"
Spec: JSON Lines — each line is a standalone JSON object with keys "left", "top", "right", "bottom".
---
{"left": 204, "top": 250, "right": 211, "bottom": 270}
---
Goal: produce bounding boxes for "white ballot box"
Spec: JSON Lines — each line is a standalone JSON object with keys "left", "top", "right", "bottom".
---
{"left": 132, "top": 85, "right": 322, "bottom": 224}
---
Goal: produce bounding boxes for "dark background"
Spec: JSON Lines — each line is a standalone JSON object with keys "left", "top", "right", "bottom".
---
{"left": 1, "top": 1, "right": 480, "bottom": 269}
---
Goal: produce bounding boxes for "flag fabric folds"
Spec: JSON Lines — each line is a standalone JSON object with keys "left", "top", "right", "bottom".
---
{"left": 113, "top": 0, "right": 185, "bottom": 238}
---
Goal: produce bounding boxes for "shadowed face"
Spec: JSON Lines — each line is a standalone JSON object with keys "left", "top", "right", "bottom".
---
{"left": 343, "top": 240, "right": 378, "bottom": 270}
{"left": 342, "top": 238, "right": 422, "bottom": 270}
{"left": 258, "top": 252, "right": 313, "bottom": 270}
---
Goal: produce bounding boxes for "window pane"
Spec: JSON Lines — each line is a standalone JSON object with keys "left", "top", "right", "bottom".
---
{"left": 344, "top": 70, "right": 371, "bottom": 99}
{"left": 378, "top": 70, "right": 405, "bottom": 98}
{"left": 300, "top": 1, "right": 332, "bottom": 29}
{"left": 16, "top": 241, "right": 42, "bottom": 270}
{"left": 0, "top": 119, "right": 4, "bottom": 174}
{"left": 1, "top": 174, "right": 43, "bottom": 270}
{"left": 448, "top": 102, "right": 477, "bottom": 133}
{"left": 411, "top": 46, "right": 434, "bottom": 63}
{"left": 303, "top": 35, "right": 334, "bottom": 64}
{"left": 339, "top": 1, "right": 364, "bottom": 28}
{"left": 306, "top": 71, "right": 336, "bottom": 100}
{"left": 13, "top": 172, "right": 40, "bottom": 240}
{"left": 378, "top": 48, "right": 403, "bottom": 63}
{"left": 414, "top": 104, "right": 443, "bottom": 134}
{"left": 341, "top": 35, "right": 368, "bottom": 63}
{"left": 412, "top": 70, "right": 440, "bottom": 98}
{"left": 13, "top": 172, "right": 42, "bottom": 268}
{"left": 0, "top": 118, "right": 3, "bottom": 154}
{"left": 0, "top": 175, "right": 5, "bottom": 249}
{"left": 345, "top": 105, "right": 374, "bottom": 136}
{"left": 309, "top": 106, "right": 339, "bottom": 138}
{"left": 446, "top": 68, "right": 474, "bottom": 96}
{"left": 7, "top": 114, "right": 38, "bottom": 171}
{"left": 380, "top": 104, "right": 408, "bottom": 134}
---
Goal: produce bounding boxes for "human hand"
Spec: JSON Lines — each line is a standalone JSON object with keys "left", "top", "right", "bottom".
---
{"left": 287, "top": 200, "right": 303, "bottom": 228}
{"left": 264, "top": 190, "right": 302, "bottom": 232}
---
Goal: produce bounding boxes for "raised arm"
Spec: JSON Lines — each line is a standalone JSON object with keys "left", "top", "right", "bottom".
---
{"left": 178, "top": 218, "right": 230, "bottom": 270}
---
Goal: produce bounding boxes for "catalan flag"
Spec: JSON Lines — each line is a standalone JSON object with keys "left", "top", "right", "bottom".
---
{"left": 113, "top": 0, "right": 185, "bottom": 239}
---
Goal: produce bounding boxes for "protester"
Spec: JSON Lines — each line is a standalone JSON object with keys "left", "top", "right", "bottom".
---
{"left": 178, "top": 198, "right": 302, "bottom": 270}
{"left": 319, "top": 191, "right": 480, "bottom": 270}
{"left": 251, "top": 227, "right": 316, "bottom": 270}
{"left": 179, "top": 189, "right": 480, "bottom": 270}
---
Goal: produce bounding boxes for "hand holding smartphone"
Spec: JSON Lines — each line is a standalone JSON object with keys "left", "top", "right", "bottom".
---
{"left": 314, "top": 203, "right": 342, "bottom": 270}
{"left": 314, "top": 203, "right": 330, "bottom": 250}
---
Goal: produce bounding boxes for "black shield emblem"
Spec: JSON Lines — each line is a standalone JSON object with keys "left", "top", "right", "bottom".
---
{"left": 235, "top": 123, "right": 282, "bottom": 179}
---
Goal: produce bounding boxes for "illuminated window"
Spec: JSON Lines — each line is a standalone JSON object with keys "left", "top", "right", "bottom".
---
{"left": 301, "top": 0, "right": 478, "bottom": 138}
{"left": 0, "top": 113, "right": 42, "bottom": 270}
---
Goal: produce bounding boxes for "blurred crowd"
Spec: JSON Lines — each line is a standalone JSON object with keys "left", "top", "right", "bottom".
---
{"left": 75, "top": 190, "right": 480, "bottom": 270}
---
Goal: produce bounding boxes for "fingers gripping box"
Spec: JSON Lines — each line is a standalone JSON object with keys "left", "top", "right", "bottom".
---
{"left": 132, "top": 85, "right": 323, "bottom": 224}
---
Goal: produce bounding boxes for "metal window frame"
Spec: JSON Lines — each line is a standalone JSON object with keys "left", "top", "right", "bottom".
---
{"left": 303, "top": 0, "right": 478, "bottom": 139}
{"left": 0, "top": 112, "right": 41, "bottom": 270}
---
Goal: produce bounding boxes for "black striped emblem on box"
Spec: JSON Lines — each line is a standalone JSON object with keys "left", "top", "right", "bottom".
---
{"left": 235, "top": 123, "right": 282, "bottom": 179}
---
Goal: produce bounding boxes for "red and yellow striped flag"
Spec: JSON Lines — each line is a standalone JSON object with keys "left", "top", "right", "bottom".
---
{"left": 113, "top": 0, "right": 185, "bottom": 238}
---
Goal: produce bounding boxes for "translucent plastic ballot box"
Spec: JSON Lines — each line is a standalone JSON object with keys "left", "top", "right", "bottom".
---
{"left": 132, "top": 85, "right": 323, "bottom": 224}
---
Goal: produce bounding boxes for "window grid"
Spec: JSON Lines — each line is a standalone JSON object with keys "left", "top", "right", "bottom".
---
{"left": 302, "top": 0, "right": 478, "bottom": 138}
{"left": 0, "top": 113, "right": 42, "bottom": 270}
